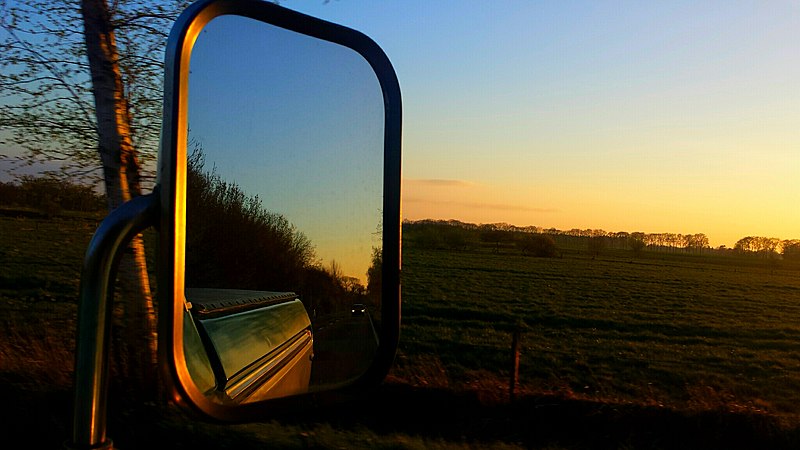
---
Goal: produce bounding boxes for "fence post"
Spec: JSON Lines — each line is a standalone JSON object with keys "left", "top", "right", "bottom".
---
{"left": 510, "top": 325, "right": 521, "bottom": 402}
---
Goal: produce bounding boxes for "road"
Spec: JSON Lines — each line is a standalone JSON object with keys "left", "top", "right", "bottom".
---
{"left": 309, "top": 311, "right": 378, "bottom": 388}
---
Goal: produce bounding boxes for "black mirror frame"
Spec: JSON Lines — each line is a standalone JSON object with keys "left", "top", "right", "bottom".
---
{"left": 157, "top": 0, "right": 402, "bottom": 421}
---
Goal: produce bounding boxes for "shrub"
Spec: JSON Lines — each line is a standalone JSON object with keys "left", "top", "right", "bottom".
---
{"left": 0, "top": 176, "right": 104, "bottom": 213}
{"left": 517, "top": 233, "right": 557, "bottom": 257}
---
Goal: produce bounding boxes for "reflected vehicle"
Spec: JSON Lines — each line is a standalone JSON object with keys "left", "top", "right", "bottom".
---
{"left": 351, "top": 303, "right": 367, "bottom": 316}
{"left": 183, "top": 288, "right": 313, "bottom": 404}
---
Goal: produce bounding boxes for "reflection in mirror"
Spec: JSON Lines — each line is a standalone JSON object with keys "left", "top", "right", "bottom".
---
{"left": 183, "top": 14, "right": 385, "bottom": 404}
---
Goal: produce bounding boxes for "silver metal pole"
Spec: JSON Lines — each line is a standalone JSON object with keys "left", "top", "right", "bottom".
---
{"left": 67, "top": 192, "right": 158, "bottom": 450}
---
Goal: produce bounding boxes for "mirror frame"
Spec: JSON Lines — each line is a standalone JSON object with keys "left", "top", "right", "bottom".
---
{"left": 157, "top": 0, "right": 402, "bottom": 421}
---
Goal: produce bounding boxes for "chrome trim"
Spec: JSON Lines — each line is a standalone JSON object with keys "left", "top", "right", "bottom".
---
{"left": 225, "top": 329, "right": 313, "bottom": 402}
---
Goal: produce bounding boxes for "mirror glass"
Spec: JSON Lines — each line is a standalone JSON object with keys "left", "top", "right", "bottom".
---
{"left": 183, "top": 14, "right": 385, "bottom": 404}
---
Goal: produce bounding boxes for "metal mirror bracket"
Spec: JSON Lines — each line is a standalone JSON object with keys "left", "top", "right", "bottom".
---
{"left": 67, "top": 192, "right": 159, "bottom": 450}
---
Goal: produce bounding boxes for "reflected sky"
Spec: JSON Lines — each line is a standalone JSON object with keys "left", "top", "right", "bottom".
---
{"left": 188, "top": 15, "right": 384, "bottom": 282}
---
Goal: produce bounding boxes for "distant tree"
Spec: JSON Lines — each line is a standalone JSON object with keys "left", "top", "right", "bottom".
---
{"left": 480, "top": 229, "right": 505, "bottom": 253}
{"left": 327, "top": 259, "right": 343, "bottom": 282}
{"left": 405, "top": 221, "right": 473, "bottom": 250}
{"left": 783, "top": 240, "right": 800, "bottom": 261}
{"left": 765, "top": 237, "right": 782, "bottom": 256}
{"left": 517, "top": 233, "right": 557, "bottom": 257}
{"left": 0, "top": 182, "right": 14, "bottom": 206}
{"left": 442, "top": 225, "right": 470, "bottom": 250}
{"left": 685, "top": 233, "right": 709, "bottom": 254}
{"left": 735, "top": 236, "right": 755, "bottom": 253}
{"left": 735, "top": 236, "right": 781, "bottom": 258}
{"left": 611, "top": 231, "right": 629, "bottom": 249}
{"left": 366, "top": 247, "right": 382, "bottom": 298}
{"left": 587, "top": 235, "right": 607, "bottom": 257}
{"left": 628, "top": 233, "right": 646, "bottom": 256}
{"left": 299, "top": 266, "right": 341, "bottom": 317}
{"left": 315, "top": 260, "right": 369, "bottom": 314}
{"left": 0, "top": 176, "right": 105, "bottom": 213}
{"left": 340, "top": 276, "right": 365, "bottom": 296}
{"left": 409, "top": 225, "right": 442, "bottom": 249}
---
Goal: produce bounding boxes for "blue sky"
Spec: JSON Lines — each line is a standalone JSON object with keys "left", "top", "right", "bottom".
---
{"left": 188, "top": 14, "right": 385, "bottom": 281}
{"left": 2, "top": 1, "right": 798, "bottom": 251}
{"left": 279, "top": 0, "right": 800, "bottom": 248}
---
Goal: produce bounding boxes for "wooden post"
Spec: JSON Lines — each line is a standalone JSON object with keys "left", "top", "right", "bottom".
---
{"left": 509, "top": 326, "right": 521, "bottom": 402}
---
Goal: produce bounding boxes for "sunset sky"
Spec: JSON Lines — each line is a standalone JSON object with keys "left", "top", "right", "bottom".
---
{"left": 282, "top": 0, "right": 800, "bottom": 248}
{"left": 1, "top": 1, "right": 798, "bottom": 251}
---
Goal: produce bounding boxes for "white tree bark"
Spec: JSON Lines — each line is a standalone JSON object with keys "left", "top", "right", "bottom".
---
{"left": 81, "top": 0, "right": 158, "bottom": 398}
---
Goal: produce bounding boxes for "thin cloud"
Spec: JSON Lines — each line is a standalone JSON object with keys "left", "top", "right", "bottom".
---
{"left": 404, "top": 178, "right": 477, "bottom": 188}
{"left": 404, "top": 196, "right": 558, "bottom": 213}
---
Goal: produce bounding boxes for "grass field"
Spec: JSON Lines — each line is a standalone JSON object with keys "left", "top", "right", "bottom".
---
{"left": 398, "top": 234, "right": 800, "bottom": 423}
{"left": 0, "top": 212, "right": 97, "bottom": 389}
{"left": 3, "top": 212, "right": 800, "bottom": 448}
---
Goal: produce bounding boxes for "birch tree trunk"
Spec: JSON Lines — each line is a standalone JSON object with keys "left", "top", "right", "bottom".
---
{"left": 81, "top": 0, "right": 158, "bottom": 399}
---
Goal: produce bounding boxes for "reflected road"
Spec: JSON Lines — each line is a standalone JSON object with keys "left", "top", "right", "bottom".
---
{"left": 310, "top": 312, "right": 378, "bottom": 387}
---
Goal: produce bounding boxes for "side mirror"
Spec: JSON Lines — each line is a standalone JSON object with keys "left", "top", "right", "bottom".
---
{"left": 157, "top": 0, "right": 402, "bottom": 419}
{"left": 70, "top": 1, "right": 400, "bottom": 444}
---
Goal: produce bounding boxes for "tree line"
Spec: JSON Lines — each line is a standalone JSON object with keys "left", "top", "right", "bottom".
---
{"left": 0, "top": 176, "right": 105, "bottom": 215}
{"left": 404, "top": 219, "right": 800, "bottom": 260}
{"left": 734, "top": 236, "right": 800, "bottom": 260}
{"left": 185, "top": 149, "right": 381, "bottom": 319}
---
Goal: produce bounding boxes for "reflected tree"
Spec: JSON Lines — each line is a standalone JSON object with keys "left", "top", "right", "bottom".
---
{"left": 185, "top": 147, "right": 315, "bottom": 292}
{"left": 365, "top": 246, "right": 382, "bottom": 317}
{"left": 186, "top": 147, "right": 374, "bottom": 324}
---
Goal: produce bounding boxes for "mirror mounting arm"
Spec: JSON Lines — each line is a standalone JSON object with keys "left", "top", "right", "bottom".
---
{"left": 67, "top": 190, "right": 160, "bottom": 450}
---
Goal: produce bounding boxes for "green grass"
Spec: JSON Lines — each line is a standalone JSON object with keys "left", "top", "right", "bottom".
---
{"left": 0, "top": 213, "right": 97, "bottom": 300}
{"left": 0, "top": 212, "right": 157, "bottom": 390}
{"left": 0, "top": 213, "right": 99, "bottom": 389}
{"left": 4, "top": 213, "right": 800, "bottom": 448}
{"left": 398, "top": 242, "right": 800, "bottom": 420}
